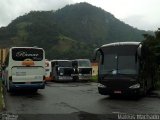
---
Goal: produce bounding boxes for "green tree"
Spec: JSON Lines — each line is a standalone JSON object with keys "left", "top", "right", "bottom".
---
{"left": 142, "top": 28, "right": 160, "bottom": 88}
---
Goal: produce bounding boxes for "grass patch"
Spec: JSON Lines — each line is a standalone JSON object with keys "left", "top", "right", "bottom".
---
{"left": 91, "top": 75, "right": 98, "bottom": 82}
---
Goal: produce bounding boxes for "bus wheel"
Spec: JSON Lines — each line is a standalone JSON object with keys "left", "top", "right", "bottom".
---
{"left": 142, "top": 84, "right": 147, "bottom": 96}
{"left": 31, "top": 89, "right": 38, "bottom": 93}
{"left": 73, "top": 76, "right": 78, "bottom": 82}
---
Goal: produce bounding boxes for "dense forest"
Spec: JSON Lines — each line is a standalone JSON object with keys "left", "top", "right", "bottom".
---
{"left": 142, "top": 28, "right": 160, "bottom": 87}
{"left": 0, "top": 2, "right": 150, "bottom": 59}
{"left": 142, "top": 28, "right": 160, "bottom": 64}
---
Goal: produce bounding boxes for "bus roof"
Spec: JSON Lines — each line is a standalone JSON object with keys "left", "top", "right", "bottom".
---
{"left": 101, "top": 42, "right": 140, "bottom": 48}
{"left": 99, "top": 42, "right": 141, "bottom": 55}
{"left": 74, "top": 59, "right": 90, "bottom": 61}
{"left": 10, "top": 47, "right": 43, "bottom": 50}
{"left": 50, "top": 59, "right": 71, "bottom": 62}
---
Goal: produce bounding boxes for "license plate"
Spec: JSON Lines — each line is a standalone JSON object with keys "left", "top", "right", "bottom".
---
{"left": 114, "top": 90, "right": 122, "bottom": 94}
{"left": 71, "top": 74, "right": 78, "bottom": 76}
{"left": 16, "top": 72, "right": 26, "bottom": 76}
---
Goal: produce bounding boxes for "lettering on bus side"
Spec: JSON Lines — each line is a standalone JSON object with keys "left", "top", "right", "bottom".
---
{"left": 16, "top": 51, "right": 39, "bottom": 57}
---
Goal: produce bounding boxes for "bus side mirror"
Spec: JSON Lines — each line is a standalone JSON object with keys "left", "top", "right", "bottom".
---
{"left": 55, "top": 65, "right": 59, "bottom": 71}
{"left": 93, "top": 48, "right": 104, "bottom": 64}
{"left": 137, "top": 44, "right": 142, "bottom": 60}
{"left": 93, "top": 48, "right": 99, "bottom": 61}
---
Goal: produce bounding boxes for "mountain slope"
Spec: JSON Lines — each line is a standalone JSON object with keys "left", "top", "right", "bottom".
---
{"left": 54, "top": 3, "right": 146, "bottom": 45}
{"left": 0, "top": 2, "right": 148, "bottom": 59}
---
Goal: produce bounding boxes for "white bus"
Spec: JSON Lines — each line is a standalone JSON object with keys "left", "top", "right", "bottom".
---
{"left": 2, "top": 47, "right": 45, "bottom": 92}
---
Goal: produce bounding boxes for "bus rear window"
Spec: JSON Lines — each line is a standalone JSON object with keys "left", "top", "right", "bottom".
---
{"left": 12, "top": 48, "right": 43, "bottom": 61}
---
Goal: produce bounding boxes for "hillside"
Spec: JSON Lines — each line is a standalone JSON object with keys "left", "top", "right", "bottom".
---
{"left": 54, "top": 3, "right": 146, "bottom": 45}
{"left": 0, "top": 2, "right": 148, "bottom": 59}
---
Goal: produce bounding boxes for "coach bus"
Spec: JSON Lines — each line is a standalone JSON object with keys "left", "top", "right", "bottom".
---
{"left": 72, "top": 59, "right": 92, "bottom": 81}
{"left": 51, "top": 60, "right": 74, "bottom": 81}
{"left": 93, "top": 42, "right": 157, "bottom": 97}
{"left": 2, "top": 47, "right": 45, "bottom": 92}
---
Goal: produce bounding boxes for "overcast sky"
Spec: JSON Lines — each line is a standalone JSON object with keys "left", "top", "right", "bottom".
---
{"left": 0, "top": 0, "right": 160, "bottom": 31}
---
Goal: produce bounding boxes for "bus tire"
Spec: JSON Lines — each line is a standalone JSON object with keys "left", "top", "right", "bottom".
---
{"left": 31, "top": 89, "right": 38, "bottom": 93}
{"left": 142, "top": 84, "right": 147, "bottom": 96}
{"left": 73, "top": 76, "right": 78, "bottom": 82}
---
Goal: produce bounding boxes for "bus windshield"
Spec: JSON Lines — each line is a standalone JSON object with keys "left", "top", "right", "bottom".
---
{"left": 12, "top": 48, "right": 43, "bottom": 61}
{"left": 100, "top": 45, "right": 138, "bottom": 75}
{"left": 78, "top": 60, "right": 91, "bottom": 67}
{"left": 58, "top": 61, "right": 72, "bottom": 67}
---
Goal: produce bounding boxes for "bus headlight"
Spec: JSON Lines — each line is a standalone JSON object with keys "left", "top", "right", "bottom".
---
{"left": 98, "top": 83, "right": 106, "bottom": 88}
{"left": 129, "top": 83, "right": 140, "bottom": 89}
{"left": 60, "top": 73, "right": 64, "bottom": 75}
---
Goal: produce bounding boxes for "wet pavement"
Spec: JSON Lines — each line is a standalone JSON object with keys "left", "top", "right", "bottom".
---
{"left": 1, "top": 82, "right": 160, "bottom": 120}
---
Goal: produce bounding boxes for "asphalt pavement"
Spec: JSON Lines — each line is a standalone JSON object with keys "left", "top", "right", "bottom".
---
{"left": 1, "top": 82, "right": 160, "bottom": 120}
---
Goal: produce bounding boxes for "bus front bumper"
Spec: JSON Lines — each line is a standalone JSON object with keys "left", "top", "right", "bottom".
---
{"left": 57, "top": 76, "right": 73, "bottom": 81}
{"left": 78, "top": 74, "right": 92, "bottom": 80}
{"left": 98, "top": 84, "right": 140, "bottom": 96}
{"left": 10, "top": 82, "right": 45, "bottom": 90}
